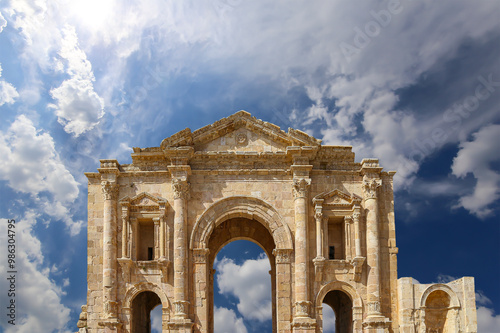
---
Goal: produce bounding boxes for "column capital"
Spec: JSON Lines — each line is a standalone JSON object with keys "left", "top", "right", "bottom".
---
{"left": 292, "top": 178, "right": 311, "bottom": 198}
{"left": 193, "top": 248, "right": 210, "bottom": 264}
{"left": 172, "top": 178, "right": 190, "bottom": 199}
{"left": 273, "top": 248, "right": 293, "bottom": 264}
{"left": 101, "top": 180, "right": 119, "bottom": 201}
{"left": 363, "top": 178, "right": 381, "bottom": 199}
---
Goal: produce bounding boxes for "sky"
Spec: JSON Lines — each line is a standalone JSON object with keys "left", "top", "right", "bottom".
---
{"left": 0, "top": 0, "right": 499, "bottom": 332}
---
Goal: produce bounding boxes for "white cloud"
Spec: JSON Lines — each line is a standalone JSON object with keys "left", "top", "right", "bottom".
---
{"left": 0, "top": 11, "right": 6, "bottom": 32}
{"left": 49, "top": 25, "right": 104, "bottom": 136}
{"left": 451, "top": 124, "right": 500, "bottom": 218}
{"left": 477, "top": 306, "right": 500, "bottom": 333}
{"left": 214, "top": 306, "right": 248, "bottom": 333}
{"left": 216, "top": 255, "right": 272, "bottom": 322}
{"left": 475, "top": 291, "right": 493, "bottom": 307}
{"left": 0, "top": 115, "right": 83, "bottom": 235}
{"left": 151, "top": 305, "right": 162, "bottom": 333}
{"left": 322, "top": 304, "right": 335, "bottom": 332}
{"left": 0, "top": 214, "right": 71, "bottom": 333}
{"left": 0, "top": 63, "right": 20, "bottom": 106}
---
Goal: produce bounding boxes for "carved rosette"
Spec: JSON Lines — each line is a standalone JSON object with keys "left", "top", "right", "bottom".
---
{"left": 363, "top": 178, "right": 381, "bottom": 199}
{"left": 101, "top": 181, "right": 118, "bottom": 201}
{"left": 295, "top": 300, "right": 312, "bottom": 317}
{"left": 172, "top": 178, "right": 190, "bottom": 199}
{"left": 292, "top": 178, "right": 311, "bottom": 198}
{"left": 273, "top": 248, "right": 292, "bottom": 264}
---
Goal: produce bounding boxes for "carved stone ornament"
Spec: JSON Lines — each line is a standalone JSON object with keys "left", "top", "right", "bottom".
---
{"left": 173, "top": 300, "right": 190, "bottom": 316}
{"left": 273, "top": 248, "right": 292, "bottom": 264}
{"left": 352, "top": 211, "right": 361, "bottom": 221}
{"left": 367, "top": 301, "right": 381, "bottom": 315}
{"left": 363, "top": 178, "right": 381, "bottom": 199}
{"left": 314, "top": 208, "right": 323, "bottom": 221}
{"left": 292, "top": 178, "right": 311, "bottom": 198}
{"left": 101, "top": 181, "right": 118, "bottom": 200}
{"left": 295, "top": 301, "right": 311, "bottom": 317}
{"left": 193, "top": 248, "right": 210, "bottom": 264}
{"left": 172, "top": 178, "right": 190, "bottom": 199}
{"left": 236, "top": 133, "right": 248, "bottom": 145}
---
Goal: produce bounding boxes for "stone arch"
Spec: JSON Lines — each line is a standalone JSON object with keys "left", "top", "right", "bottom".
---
{"left": 420, "top": 284, "right": 461, "bottom": 309}
{"left": 189, "top": 195, "right": 293, "bottom": 250}
{"left": 316, "top": 280, "right": 363, "bottom": 308}
{"left": 316, "top": 281, "right": 364, "bottom": 332}
{"left": 123, "top": 282, "right": 170, "bottom": 310}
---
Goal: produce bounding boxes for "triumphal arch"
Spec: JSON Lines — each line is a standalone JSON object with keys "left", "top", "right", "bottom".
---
{"left": 78, "top": 111, "right": 477, "bottom": 332}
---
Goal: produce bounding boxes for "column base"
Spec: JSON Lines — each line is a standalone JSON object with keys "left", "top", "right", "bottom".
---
{"left": 97, "top": 317, "right": 122, "bottom": 331}
{"left": 362, "top": 315, "right": 391, "bottom": 332}
{"left": 291, "top": 316, "right": 316, "bottom": 332}
{"left": 168, "top": 318, "right": 194, "bottom": 333}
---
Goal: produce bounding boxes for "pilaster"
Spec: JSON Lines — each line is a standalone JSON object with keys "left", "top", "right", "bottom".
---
{"left": 98, "top": 160, "right": 121, "bottom": 329}
{"left": 165, "top": 146, "right": 194, "bottom": 330}
{"left": 361, "top": 158, "right": 390, "bottom": 331}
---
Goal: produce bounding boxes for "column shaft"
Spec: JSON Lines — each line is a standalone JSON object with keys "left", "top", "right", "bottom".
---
{"left": 292, "top": 178, "right": 311, "bottom": 318}
{"left": 353, "top": 210, "right": 362, "bottom": 258}
{"left": 173, "top": 178, "right": 190, "bottom": 318}
{"left": 364, "top": 178, "right": 382, "bottom": 316}
{"left": 102, "top": 181, "right": 118, "bottom": 318}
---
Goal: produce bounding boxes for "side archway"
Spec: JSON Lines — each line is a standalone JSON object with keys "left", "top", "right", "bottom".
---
{"left": 420, "top": 284, "right": 460, "bottom": 309}
{"left": 316, "top": 281, "right": 363, "bottom": 332}
{"left": 123, "top": 282, "right": 171, "bottom": 333}
{"left": 419, "top": 284, "right": 461, "bottom": 333}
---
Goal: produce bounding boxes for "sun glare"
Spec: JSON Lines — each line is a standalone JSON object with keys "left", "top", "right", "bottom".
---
{"left": 69, "top": 0, "right": 115, "bottom": 32}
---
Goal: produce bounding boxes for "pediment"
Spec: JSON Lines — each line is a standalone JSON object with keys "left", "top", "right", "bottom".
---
{"left": 120, "top": 192, "right": 167, "bottom": 207}
{"left": 160, "top": 111, "right": 321, "bottom": 152}
{"left": 313, "top": 189, "right": 361, "bottom": 208}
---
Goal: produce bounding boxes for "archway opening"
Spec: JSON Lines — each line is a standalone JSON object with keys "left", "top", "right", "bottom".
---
{"left": 131, "top": 291, "right": 161, "bottom": 333}
{"left": 208, "top": 218, "right": 276, "bottom": 333}
{"left": 322, "top": 290, "right": 352, "bottom": 333}
{"left": 425, "top": 290, "right": 451, "bottom": 333}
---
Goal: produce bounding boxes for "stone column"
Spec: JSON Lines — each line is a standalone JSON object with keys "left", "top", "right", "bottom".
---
{"left": 121, "top": 204, "right": 129, "bottom": 259}
{"left": 344, "top": 215, "right": 353, "bottom": 260}
{"left": 361, "top": 159, "right": 389, "bottom": 331}
{"left": 130, "top": 217, "right": 138, "bottom": 261}
{"left": 313, "top": 199, "right": 324, "bottom": 259}
{"left": 101, "top": 180, "right": 119, "bottom": 320}
{"left": 159, "top": 215, "right": 166, "bottom": 259}
{"left": 364, "top": 176, "right": 382, "bottom": 316}
{"left": 292, "top": 177, "right": 311, "bottom": 317}
{"left": 165, "top": 146, "right": 194, "bottom": 332}
{"left": 172, "top": 177, "right": 190, "bottom": 318}
{"left": 153, "top": 217, "right": 160, "bottom": 259}
{"left": 352, "top": 207, "right": 362, "bottom": 258}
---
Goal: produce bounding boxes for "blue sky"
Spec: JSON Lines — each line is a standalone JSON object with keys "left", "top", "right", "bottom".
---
{"left": 0, "top": 0, "right": 499, "bottom": 332}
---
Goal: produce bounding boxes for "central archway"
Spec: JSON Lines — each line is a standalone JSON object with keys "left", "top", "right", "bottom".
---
{"left": 190, "top": 196, "right": 293, "bottom": 333}
{"left": 210, "top": 221, "right": 275, "bottom": 332}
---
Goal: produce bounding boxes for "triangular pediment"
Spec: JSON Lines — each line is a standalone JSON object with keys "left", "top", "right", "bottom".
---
{"left": 160, "top": 111, "right": 321, "bottom": 152}
{"left": 120, "top": 192, "right": 167, "bottom": 207}
{"left": 314, "top": 189, "right": 361, "bottom": 208}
